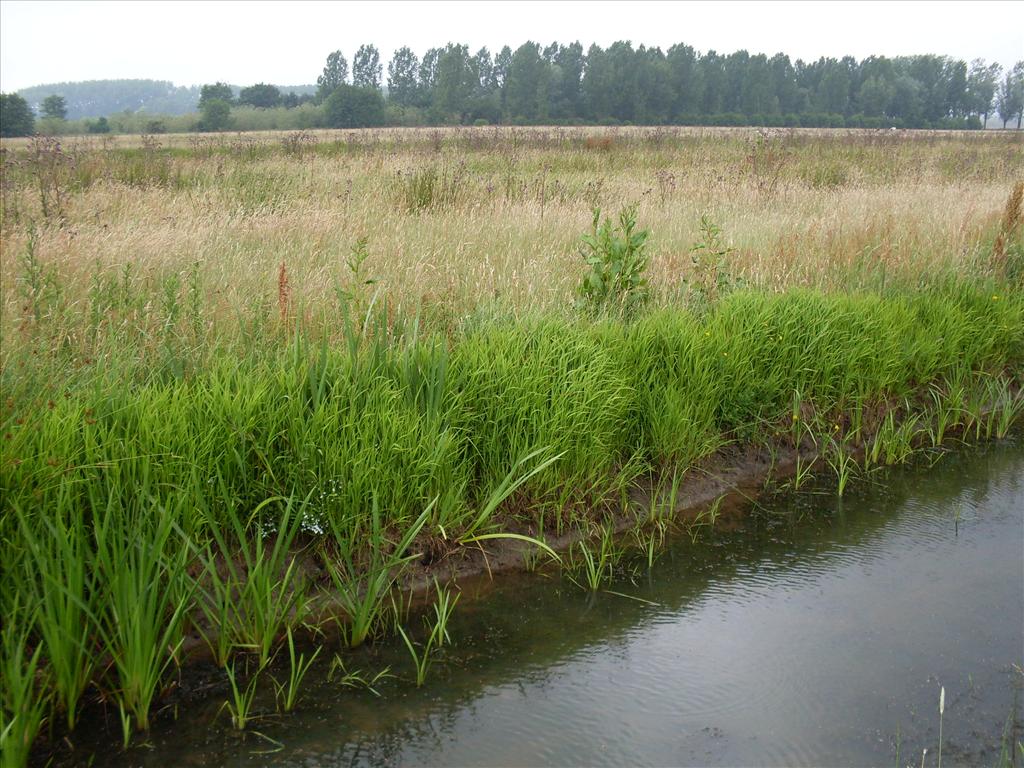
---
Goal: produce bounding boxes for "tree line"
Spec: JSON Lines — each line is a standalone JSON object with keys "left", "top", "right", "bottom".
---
{"left": 200, "top": 43, "right": 1024, "bottom": 131}
{"left": 3, "top": 42, "right": 1024, "bottom": 137}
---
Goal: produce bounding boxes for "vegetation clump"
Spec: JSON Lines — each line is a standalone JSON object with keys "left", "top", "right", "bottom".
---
{"left": 576, "top": 204, "right": 650, "bottom": 317}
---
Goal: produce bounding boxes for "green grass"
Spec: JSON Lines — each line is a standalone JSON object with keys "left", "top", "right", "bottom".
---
{"left": 1, "top": 281, "right": 1022, "bottom": 764}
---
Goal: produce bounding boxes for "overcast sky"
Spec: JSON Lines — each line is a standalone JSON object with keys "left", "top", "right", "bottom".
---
{"left": 2, "top": 0, "right": 1022, "bottom": 92}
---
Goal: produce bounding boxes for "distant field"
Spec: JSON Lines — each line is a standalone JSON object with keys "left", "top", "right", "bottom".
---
{"left": 1, "top": 124, "right": 1014, "bottom": 150}
{"left": 1, "top": 126, "right": 1021, "bottom": 336}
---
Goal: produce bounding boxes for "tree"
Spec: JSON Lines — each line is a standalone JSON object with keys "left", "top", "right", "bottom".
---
{"left": 17, "top": 79, "right": 200, "bottom": 119}
{"left": 465, "top": 47, "right": 501, "bottom": 122}
{"left": 857, "top": 76, "right": 892, "bottom": 117}
{"left": 238, "top": 83, "right": 282, "bottom": 108}
{"left": 582, "top": 44, "right": 614, "bottom": 120}
{"left": 699, "top": 51, "right": 727, "bottom": 115}
{"left": 353, "top": 44, "right": 382, "bottom": 90}
{"left": 471, "top": 47, "right": 494, "bottom": 90}
{"left": 505, "top": 41, "right": 547, "bottom": 122}
{"left": 944, "top": 58, "right": 969, "bottom": 117}
{"left": 1015, "top": 61, "right": 1024, "bottom": 129}
{"left": 317, "top": 51, "right": 349, "bottom": 102}
{"left": 739, "top": 52, "right": 776, "bottom": 116}
{"left": 41, "top": 94, "right": 67, "bottom": 120}
{"left": 815, "top": 58, "right": 852, "bottom": 115}
{"left": 387, "top": 46, "right": 419, "bottom": 106}
{"left": 667, "top": 44, "right": 704, "bottom": 119}
{"left": 199, "top": 98, "right": 232, "bottom": 131}
{"left": 633, "top": 46, "right": 674, "bottom": 123}
{"left": 889, "top": 73, "right": 924, "bottom": 125}
{"left": 552, "top": 42, "right": 585, "bottom": 118}
{"left": 493, "top": 46, "right": 512, "bottom": 88}
{"left": 87, "top": 116, "right": 111, "bottom": 133}
{"left": 769, "top": 53, "right": 799, "bottom": 115}
{"left": 906, "top": 55, "right": 949, "bottom": 123}
{"left": 967, "top": 59, "right": 1001, "bottom": 126}
{"left": 494, "top": 45, "right": 513, "bottom": 112}
{"left": 0, "top": 92, "right": 35, "bottom": 136}
{"left": 198, "top": 82, "right": 234, "bottom": 108}
{"left": 417, "top": 47, "right": 443, "bottom": 107}
{"left": 433, "top": 44, "right": 473, "bottom": 122}
{"left": 996, "top": 62, "right": 1024, "bottom": 129}
{"left": 605, "top": 41, "right": 645, "bottom": 122}
{"left": 325, "top": 83, "right": 385, "bottom": 128}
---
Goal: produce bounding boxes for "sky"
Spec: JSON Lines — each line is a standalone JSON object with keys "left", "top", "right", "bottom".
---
{"left": 1, "top": 0, "right": 1022, "bottom": 92}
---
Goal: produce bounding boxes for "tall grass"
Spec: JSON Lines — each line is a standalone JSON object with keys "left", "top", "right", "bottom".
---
{"left": 90, "top": 498, "right": 192, "bottom": 734}
{"left": 15, "top": 505, "right": 95, "bottom": 730}
{"left": 192, "top": 495, "right": 309, "bottom": 669}
{"left": 2, "top": 128, "right": 1020, "bottom": 333}
{"left": 0, "top": 601, "right": 49, "bottom": 768}
{"left": 2, "top": 284, "right": 1021, "bottom": 762}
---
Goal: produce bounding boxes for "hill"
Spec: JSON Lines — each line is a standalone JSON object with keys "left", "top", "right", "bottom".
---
{"left": 15, "top": 79, "right": 316, "bottom": 119}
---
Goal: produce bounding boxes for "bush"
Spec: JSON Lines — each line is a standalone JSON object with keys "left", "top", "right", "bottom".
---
{"left": 198, "top": 98, "right": 231, "bottom": 132}
{"left": 87, "top": 116, "right": 111, "bottom": 134}
{"left": 325, "top": 84, "right": 386, "bottom": 129}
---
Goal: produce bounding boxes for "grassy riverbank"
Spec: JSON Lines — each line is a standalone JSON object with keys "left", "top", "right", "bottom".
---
{"left": 1, "top": 128, "right": 1022, "bottom": 764}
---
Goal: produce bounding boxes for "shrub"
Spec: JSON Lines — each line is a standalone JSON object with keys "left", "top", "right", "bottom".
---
{"left": 87, "top": 116, "right": 111, "bottom": 134}
{"left": 325, "top": 84, "right": 386, "bottom": 129}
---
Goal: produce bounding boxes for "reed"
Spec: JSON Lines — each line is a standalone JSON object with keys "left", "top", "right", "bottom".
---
{"left": 193, "top": 495, "right": 310, "bottom": 669}
{"left": 223, "top": 662, "right": 260, "bottom": 731}
{"left": 15, "top": 505, "right": 95, "bottom": 731}
{"left": 991, "top": 180, "right": 1023, "bottom": 280}
{"left": 0, "top": 602, "right": 49, "bottom": 768}
{"left": 328, "top": 656, "right": 392, "bottom": 696}
{"left": 826, "top": 437, "right": 857, "bottom": 497}
{"left": 90, "top": 499, "right": 192, "bottom": 735}
{"left": 396, "top": 582, "right": 460, "bottom": 687}
{"left": 322, "top": 498, "right": 432, "bottom": 649}
{"left": 568, "top": 523, "right": 621, "bottom": 592}
{"left": 272, "top": 628, "right": 322, "bottom": 713}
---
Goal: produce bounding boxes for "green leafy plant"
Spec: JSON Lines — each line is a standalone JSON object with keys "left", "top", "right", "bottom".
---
{"left": 687, "top": 214, "right": 739, "bottom": 305}
{"left": 576, "top": 204, "right": 650, "bottom": 317}
{"left": 334, "top": 236, "right": 378, "bottom": 322}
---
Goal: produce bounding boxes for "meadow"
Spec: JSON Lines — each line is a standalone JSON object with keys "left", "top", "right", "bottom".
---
{"left": 1, "top": 126, "right": 1022, "bottom": 764}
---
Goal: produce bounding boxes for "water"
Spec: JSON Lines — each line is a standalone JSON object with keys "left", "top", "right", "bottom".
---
{"left": 81, "top": 440, "right": 1024, "bottom": 767}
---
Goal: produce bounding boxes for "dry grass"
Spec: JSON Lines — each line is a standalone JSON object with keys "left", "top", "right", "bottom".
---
{"left": 1, "top": 126, "right": 1021, "bottom": 344}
